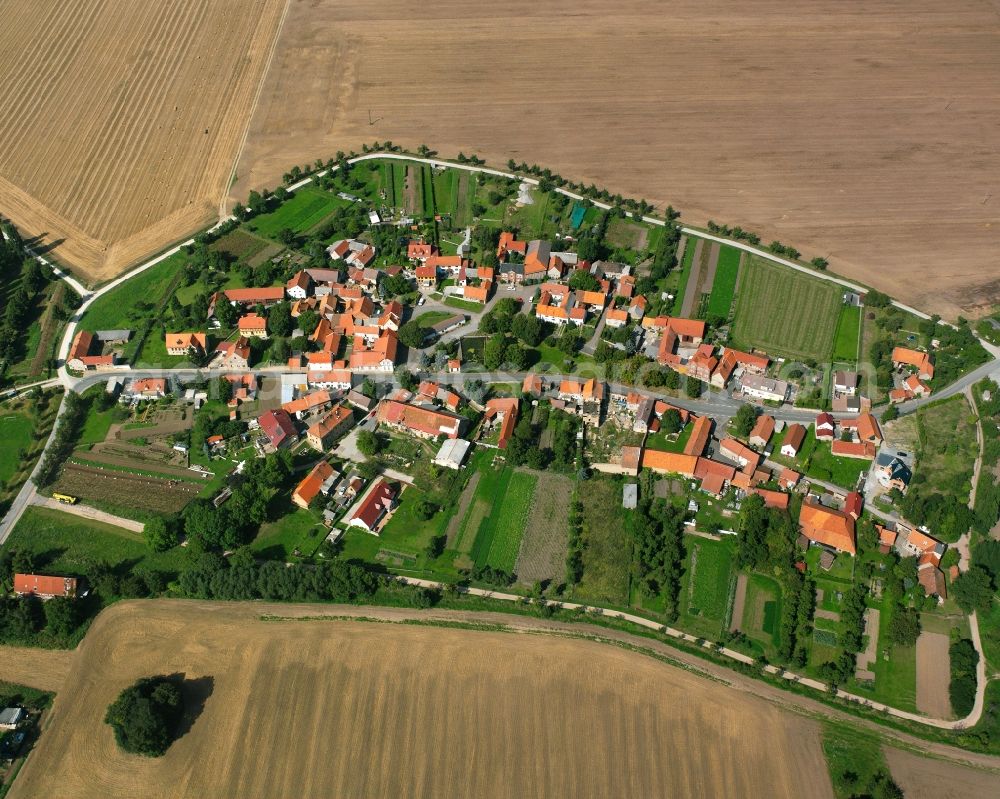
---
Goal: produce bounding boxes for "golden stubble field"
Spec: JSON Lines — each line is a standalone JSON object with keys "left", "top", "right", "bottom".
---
{"left": 232, "top": 0, "right": 1000, "bottom": 318}
{"left": 0, "top": 0, "right": 287, "bottom": 283}
{"left": 12, "top": 601, "right": 833, "bottom": 799}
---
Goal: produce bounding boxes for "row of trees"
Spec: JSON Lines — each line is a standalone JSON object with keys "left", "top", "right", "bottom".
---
{"left": 34, "top": 390, "right": 87, "bottom": 487}
{"left": 0, "top": 227, "right": 51, "bottom": 367}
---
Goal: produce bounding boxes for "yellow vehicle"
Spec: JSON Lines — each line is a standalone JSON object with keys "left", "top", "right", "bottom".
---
{"left": 52, "top": 493, "right": 78, "bottom": 505}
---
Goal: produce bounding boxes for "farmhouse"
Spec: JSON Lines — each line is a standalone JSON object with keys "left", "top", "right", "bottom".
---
{"left": 684, "top": 415, "right": 713, "bottom": 457}
{"left": 124, "top": 377, "right": 168, "bottom": 401}
{"left": 738, "top": 373, "right": 789, "bottom": 403}
{"left": 640, "top": 449, "right": 699, "bottom": 477}
{"left": 719, "top": 438, "right": 760, "bottom": 469}
{"left": 748, "top": 415, "right": 775, "bottom": 449}
{"left": 711, "top": 348, "right": 770, "bottom": 388}
{"left": 14, "top": 573, "right": 77, "bottom": 599}
{"left": 833, "top": 370, "right": 858, "bottom": 395}
{"left": 831, "top": 440, "right": 877, "bottom": 460}
{"left": 238, "top": 313, "right": 268, "bottom": 338}
{"left": 799, "top": 502, "right": 856, "bottom": 555}
{"left": 286, "top": 270, "right": 313, "bottom": 299}
{"left": 686, "top": 345, "right": 718, "bottom": 382}
{"left": 376, "top": 400, "right": 465, "bottom": 440}
{"left": 841, "top": 412, "right": 882, "bottom": 445}
{"left": 496, "top": 231, "right": 527, "bottom": 260}
{"left": 407, "top": 241, "right": 437, "bottom": 261}
{"left": 213, "top": 337, "right": 251, "bottom": 369}
{"left": 283, "top": 390, "right": 333, "bottom": 420}
{"left": 348, "top": 479, "right": 399, "bottom": 533}
{"left": 258, "top": 409, "right": 297, "bottom": 450}
{"left": 605, "top": 308, "right": 629, "bottom": 328}
{"left": 292, "top": 460, "right": 336, "bottom": 509}
{"left": 415, "top": 265, "right": 437, "bottom": 287}
{"left": 349, "top": 331, "right": 398, "bottom": 373}
{"left": 892, "top": 346, "right": 935, "bottom": 380}
{"left": 815, "top": 413, "right": 836, "bottom": 441}
{"left": 307, "top": 369, "right": 353, "bottom": 391}
{"left": 781, "top": 424, "right": 807, "bottom": 457}
{"left": 484, "top": 397, "right": 519, "bottom": 449}
{"left": 66, "top": 330, "right": 116, "bottom": 371}
{"left": 223, "top": 373, "right": 257, "bottom": 405}
{"left": 165, "top": 332, "right": 207, "bottom": 356}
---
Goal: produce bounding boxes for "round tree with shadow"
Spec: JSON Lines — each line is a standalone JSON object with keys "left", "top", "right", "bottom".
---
{"left": 104, "top": 676, "right": 184, "bottom": 757}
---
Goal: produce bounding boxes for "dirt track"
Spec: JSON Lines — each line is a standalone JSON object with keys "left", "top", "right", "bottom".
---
{"left": 231, "top": 0, "right": 1000, "bottom": 318}
{"left": 12, "top": 600, "right": 833, "bottom": 799}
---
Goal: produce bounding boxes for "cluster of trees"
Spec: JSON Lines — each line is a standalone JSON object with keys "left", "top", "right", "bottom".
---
{"left": 480, "top": 298, "right": 546, "bottom": 345}
{"left": 470, "top": 565, "right": 515, "bottom": 586}
{"left": 734, "top": 494, "right": 798, "bottom": 573}
{"left": 34, "top": 390, "right": 87, "bottom": 487}
{"left": 177, "top": 550, "right": 379, "bottom": 602}
{"left": 731, "top": 404, "right": 758, "bottom": 438}
{"left": 898, "top": 484, "right": 973, "bottom": 543}
{"left": 0, "top": 232, "right": 50, "bottom": 366}
{"left": 776, "top": 573, "right": 816, "bottom": 666}
{"left": 181, "top": 451, "right": 293, "bottom": 551}
{"left": 104, "top": 676, "right": 184, "bottom": 757}
{"left": 503, "top": 404, "right": 580, "bottom": 472}
{"left": 0, "top": 595, "right": 79, "bottom": 645}
{"left": 629, "top": 499, "right": 686, "bottom": 621}
{"left": 949, "top": 638, "right": 979, "bottom": 717}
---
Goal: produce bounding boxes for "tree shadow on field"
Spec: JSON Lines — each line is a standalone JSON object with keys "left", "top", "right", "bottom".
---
{"left": 167, "top": 673, "right": 215, "bottom": 740}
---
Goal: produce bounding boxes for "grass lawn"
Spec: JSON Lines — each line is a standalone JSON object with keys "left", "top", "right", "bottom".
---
{"left": 831, "top": 304, "right": 861, "bottom": 363}
{"left": 644, "top": 423, "right": 693, "bottom": 453}
{"left": 81, "top": 252, "right": 185, "bottom": 332}
{"left": 3, "top": 507, "right": 187, "bottom": 576}
{"left": 0, "top": 412, "right": 33, "bottom": 484}
{"left": 741, "top": 573, "right": 783, "bottom": 653}
{"left": 415, "top": 310, "right": 452, "bottom": 328}
{"left": 821, "top": 721, "right": 891, "bottom": 799}
{"left": 76, "top": 402, "right": 127, "bottom": 447}
{"left": 246, "top": 187, "right": 343, "bottom": 238}
{"left": 732, "top": 255, "right": 841, "bottom": 361}
{"left": 444, "top": 296, "right": 484, "bottom": 313}
{"left": 575, "top": 478, "right": 632, "bottom": 607}
{"left": 209, "top": 228, "right": 270, "bottom": 262}
{"left": 251, "top": 506, "right": 327, "bottom": 561}
{"left": 679, "top": 536, "right": 736, "bottom": 639}
{"left": 805, "top": 443, "right": 869, "bottom": 490}
{"left": 706, "top": 245, "right": 740, "bottom": 318}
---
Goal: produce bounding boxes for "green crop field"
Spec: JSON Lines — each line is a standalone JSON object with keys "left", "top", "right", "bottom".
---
{"left": 80, "top": 252, "right": 185, "bottom": 332}
{"left": 575, "top": 479, "right": 631, "bottom": 606}
{"left": 480, "top": 471, "right": 537, "bottom": 572}
{"left": 831, "top": 304, "right": 861, "bottom": 363}
{"left": 742, "top": 574, "right": 783, "bottom": 652}
{"left": 680, "top": 537, "right": 735, "bottom": 638}
{"left": 707, "top": 245, "right": 741, "bottom": 318}
{"left": 247, "top": 187, "right": 341, "bottom": 238}
{"left": 671, "top": 235, "right": 698, "bottom": 315}
{"left": 732, "top": 255, "right": 841, "bottom": 360}
{"left": 0, "top": 412, "right": 33, "bottom": 483}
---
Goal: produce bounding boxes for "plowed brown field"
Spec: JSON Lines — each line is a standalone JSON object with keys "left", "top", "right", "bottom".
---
{"left": 232, "top": 0, "right": 1000, "bottom": 318}
{"left": 12, "top": 600, "right": 833, "bottom": 799}
{"left": 0, "top": 0, "right": 287, "bottom": 283}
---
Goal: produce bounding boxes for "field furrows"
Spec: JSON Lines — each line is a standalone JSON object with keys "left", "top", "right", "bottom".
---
{"left": 0, "top": 0, "right": 286, "bottom": 282}
{"left": 10, "top": 601, "right": 834, "bottom": 799}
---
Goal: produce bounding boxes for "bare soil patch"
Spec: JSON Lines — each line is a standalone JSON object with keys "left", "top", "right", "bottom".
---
{"left": 884, "top": 746, "right": 998, "bottom": 799}
{"left": 855, "top": 608, "right": 880, "bottom": 682}
{"left": 0, "top": 645, "right": 73, "bottom": 692}
{"left": 515, "top": 471, "right": 573, "bottom": 585}
{"left": 444, "top": 471, "right": 480, "bottom": 547}
{"left": 915, "top": 631, "right": 952, "bottom": 719}
{"left": 53, "top": 464, "right": 202, "bottom": 513}
{"left": 12, "top": 600, "right": 833, "bottom": 799}
{"left": 0, "top": 0, "right": 287, "bottom": 283}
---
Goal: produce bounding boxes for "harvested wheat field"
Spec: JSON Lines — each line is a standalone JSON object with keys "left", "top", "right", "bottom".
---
{"left": 232, "top": 0, "right": 1000, "bottom": 318}
{"left": 885, "top": 747, "right": 999, "bottom": 799}
{"left": 0, "top": 0, "right": 287, "bottom": 284}
{"left": 13, "top": 600, "right": 833, "bottom": 799}
{"left": 0, "top": 645, "right": 73, "bottom": 692}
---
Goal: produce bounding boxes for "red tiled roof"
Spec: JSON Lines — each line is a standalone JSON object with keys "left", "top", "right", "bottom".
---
{"left": 14, "top": 573, "right": 76, "bottom": 598}
{"left": 799, "top": 502, "right": 856, "bottom": 554}
{"left": 684, "top": 415, "right": 712, "bottom": 457}
{"left": 293, "top": 460, "right": 334, "bottom": 508}
{"left": 351, "top": 479, "right": 398, "bottom": 530}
